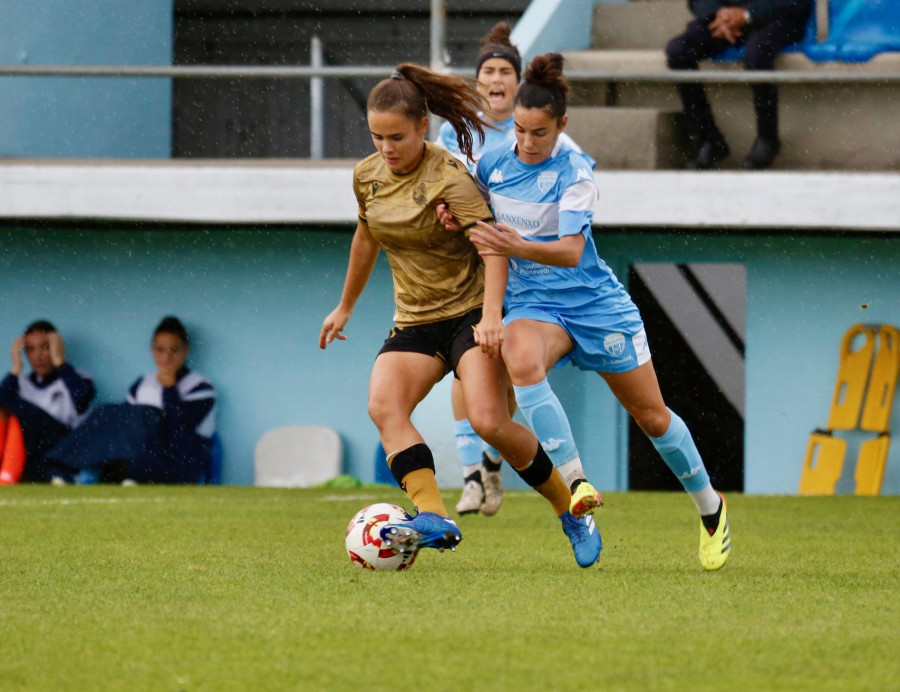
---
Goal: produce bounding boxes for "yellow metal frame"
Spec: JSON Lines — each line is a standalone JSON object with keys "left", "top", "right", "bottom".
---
{"left": 800, "top": 433, "right": 847, "bottom": 495}
{"left": 826, "top": 324, "right": 874, "bottom": 431}
{"left": 800, "top": 324, "right": 898, "bottom": 496}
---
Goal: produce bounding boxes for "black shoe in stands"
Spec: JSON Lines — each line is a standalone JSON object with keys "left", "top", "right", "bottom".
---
{"left": 684, "top": 133, "right": 730, "bottom": 170}
{"left": 742, "top": 136, "right": 781, "bottom": 170}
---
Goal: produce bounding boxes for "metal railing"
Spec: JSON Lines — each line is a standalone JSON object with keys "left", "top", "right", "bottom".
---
{"left": 2, "top": 0, "right": 898, "bottom": 159}
{"left": 4, "top": 62, "right": 898, "bottom": 158}
{"left": 4, "top": 64, "right": 899, "bottom": 83}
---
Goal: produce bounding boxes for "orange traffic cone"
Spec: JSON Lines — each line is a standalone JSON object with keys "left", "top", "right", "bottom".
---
{"left": 0, "top": 416, "right": 26, "bottom": 484}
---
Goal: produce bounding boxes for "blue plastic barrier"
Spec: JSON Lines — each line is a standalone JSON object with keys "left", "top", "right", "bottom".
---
{"left": 374, "top": 442, "right": 398, "bottom": 486}
{"left": 203, "top": 432, "right": 223, "bottom": 485}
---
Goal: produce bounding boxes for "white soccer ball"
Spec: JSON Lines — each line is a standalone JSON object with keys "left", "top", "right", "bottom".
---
{"left": 345, "top": 502, "right": 419, "bottom": 571}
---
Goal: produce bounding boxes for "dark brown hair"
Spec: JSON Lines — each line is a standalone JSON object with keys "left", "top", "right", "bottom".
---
{"left": 153, "top": 315, "right": 189, "bottom": 346}
{"left": 476, "top": 21, "right": 521, "bottom": 81}
{"left": 515, "top": 52, "right": 569, "bottom": 122}
{"left": 367, "top": 63, "right": 487, "bottom": 161}
{"left": 24, "top": 320, "right": 57, "bottom": 335}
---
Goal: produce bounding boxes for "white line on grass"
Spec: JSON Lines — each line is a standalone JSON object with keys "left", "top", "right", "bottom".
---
{"left": 318, "top": 493, "right": 385, "bottom": 503}
{"left": 0, "top": 496, "right": 171, "bottom": 508}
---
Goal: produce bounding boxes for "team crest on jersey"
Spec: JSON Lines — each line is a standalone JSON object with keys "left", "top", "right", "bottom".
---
{"left": 603, "top": 333, "right": 627, "bottom": 357}
{"left": 413, "top": 182, "right": 427, "bottom": 206}
{"left": 489, "top": 169, "right": 504, "bottom": 184}
{"left": 576, "top": 168, "right": 592, "bottom": 182}
{"left": 537, "top": 171, "right": 558, "bottom": 193}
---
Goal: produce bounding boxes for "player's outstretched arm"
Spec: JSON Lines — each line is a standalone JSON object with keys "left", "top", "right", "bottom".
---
{"left": 476, "top": 254, "right": 508, "bottom": 359}
{"left": 319, "top": 221, "right": 380, "bottom": 350}
{"left": 470, "top": 220, "right": 585, "bottom": 268}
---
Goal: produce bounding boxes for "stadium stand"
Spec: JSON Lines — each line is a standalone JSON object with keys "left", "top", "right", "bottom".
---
{"left": 563, "top": 0, "right": 900, "bottom": 170}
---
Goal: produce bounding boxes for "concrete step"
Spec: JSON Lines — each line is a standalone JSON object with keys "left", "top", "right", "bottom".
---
{"left": 562, "top": 49, "right": 900, "bottom": 170}
{"left": 566, "top": 106, "right": 688, "bottom": 170}
{"left": 592, "top": 1, "right": 692, "bottom": 50}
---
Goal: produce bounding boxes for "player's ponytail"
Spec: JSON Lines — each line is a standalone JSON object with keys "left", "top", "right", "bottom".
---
{"left": 515, "top": 52, "right": 569, "bottom": 122}
{"left": 367, "top": 63, "right": 487, "bottom": 161}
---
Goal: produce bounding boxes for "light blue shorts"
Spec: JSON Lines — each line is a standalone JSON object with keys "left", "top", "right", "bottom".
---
{"left": 505, "top": 304, "right": 651, "bottom": 374}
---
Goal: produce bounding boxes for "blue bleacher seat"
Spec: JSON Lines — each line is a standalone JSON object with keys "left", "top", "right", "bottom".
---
{"left": 807, "top": 0, "right": 900, "bottom": 63}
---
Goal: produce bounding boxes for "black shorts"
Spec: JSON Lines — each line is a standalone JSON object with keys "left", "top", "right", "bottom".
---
{"left": 378, "top": 308, "right": 481, "bottom": 378}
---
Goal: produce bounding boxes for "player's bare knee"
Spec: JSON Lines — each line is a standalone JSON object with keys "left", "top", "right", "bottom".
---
{"left": 504, "top": 357, "right": 545, "bottom": 386}
{"left": 633, "top": 407, "right": 670, "bottom": 438}
{"left": 468, "top": 410, "right": 505, "bottom": 446}
{"left": 367, "top": 397, "right": 401, "bottom": 429}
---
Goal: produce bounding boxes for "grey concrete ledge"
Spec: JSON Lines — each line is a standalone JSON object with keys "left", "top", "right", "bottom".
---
{"left": 1, "top": 159, "right": 898, "bottom": 231}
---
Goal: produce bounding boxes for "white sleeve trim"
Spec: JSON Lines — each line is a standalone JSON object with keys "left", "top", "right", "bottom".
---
{"left": 560, "top": 179, "right": 599, "bottom": 214}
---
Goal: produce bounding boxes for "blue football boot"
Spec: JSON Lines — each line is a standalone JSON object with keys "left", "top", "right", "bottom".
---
{"left": 380, "top": 510, "right": 462, "bottom": 553}
{"left": 560, "top": 511, "right": 602, "bottom": 568}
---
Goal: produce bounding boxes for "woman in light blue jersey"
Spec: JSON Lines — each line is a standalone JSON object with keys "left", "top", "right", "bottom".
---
{"left": 452, "top": 53, "right": 732, "bottom": 571}
{"left": 437, "top": 22, "right": 597, "bottom": 519}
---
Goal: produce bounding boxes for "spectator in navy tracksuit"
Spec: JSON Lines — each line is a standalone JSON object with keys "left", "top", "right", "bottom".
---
{"left": 666, "top": 0, "right": 813, "bottom": 169}
{"left": 48, "top": 316, "right": 216, "bottom": 484}
{"left": 0, "top": 320, "right": 95, "bottom": 483}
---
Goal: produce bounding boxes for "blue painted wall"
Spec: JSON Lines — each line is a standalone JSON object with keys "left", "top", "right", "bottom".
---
{"left": 0, "top": 226, "right": 394, "bottom": 486}
{"left": 2, "top": 224, "right": 898, "bottom": 495}
{"left": 0, "top": 0, "right": 171, "bottom": 157}
{"left": 598, "top": 230, "right": 900, "bottom": 496}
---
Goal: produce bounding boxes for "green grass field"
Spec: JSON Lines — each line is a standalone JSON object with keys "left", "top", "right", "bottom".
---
{"left": 1, "top": 486, "right": 897, "bottom": 691}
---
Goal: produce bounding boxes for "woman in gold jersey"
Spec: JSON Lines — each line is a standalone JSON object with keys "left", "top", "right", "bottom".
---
{"left": 319, "top": 64, "right": 601, "bottom": 567}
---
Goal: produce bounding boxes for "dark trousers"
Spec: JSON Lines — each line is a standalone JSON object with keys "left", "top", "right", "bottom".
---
{"left": 47, "top": 404, "right": 211, "bottom": 484}
{"left": 666, "top": 12, "right": 808, "bottom": 140}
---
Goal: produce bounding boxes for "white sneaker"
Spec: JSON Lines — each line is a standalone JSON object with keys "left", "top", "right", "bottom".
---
{"left": 481, "top": 467, "right": 503, "bottom": 516}
{"left": 456, "top": 478, "right": 484, "bottom": 515}
{"left": 121, "top": 479, "right": 139, "bottom": 487}
{"left": 50, "top": 476, "right": 69, "bottom": 486}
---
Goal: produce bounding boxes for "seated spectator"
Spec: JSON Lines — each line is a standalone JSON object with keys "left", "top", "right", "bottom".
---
{"left": 48, "top": 316, "right": 216, "bottom": 484}
{"left": 0, "top": 320, "right": 95, "bottom": 483}
{"left": 666, "top": 0, "right": 813, "bottom": 169}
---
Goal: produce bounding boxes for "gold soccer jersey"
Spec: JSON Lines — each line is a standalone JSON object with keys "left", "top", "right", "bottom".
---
{"left": 354, "top": 142, "right": 493, "bottom": 326}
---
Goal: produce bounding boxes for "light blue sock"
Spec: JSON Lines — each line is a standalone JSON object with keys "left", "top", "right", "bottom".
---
{"left": 453, "top": 419, "right": 483, "bottom": 474}
{"left": 513, "top": 379, "right": 579, "bottom": 466}
{"left": 649, "top": 409, "right": 711, "bottom": 493}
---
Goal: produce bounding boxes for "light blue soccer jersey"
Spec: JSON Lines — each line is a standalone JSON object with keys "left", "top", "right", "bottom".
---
{"left": 476, "top": 138, "right": 634, "bottom": 318}
{"left": 438, "top": 114, "right": 595, "bottom": 175}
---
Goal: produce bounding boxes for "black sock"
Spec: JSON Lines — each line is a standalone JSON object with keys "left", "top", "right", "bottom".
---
{"left": 569, "top": 478, "right": 586, "bottom": 493}
{"left": 465, "top": 469, "right": 483, "bottom": 485}
{"left": 701, "top": 499, "right": 724, "bottom": 535}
